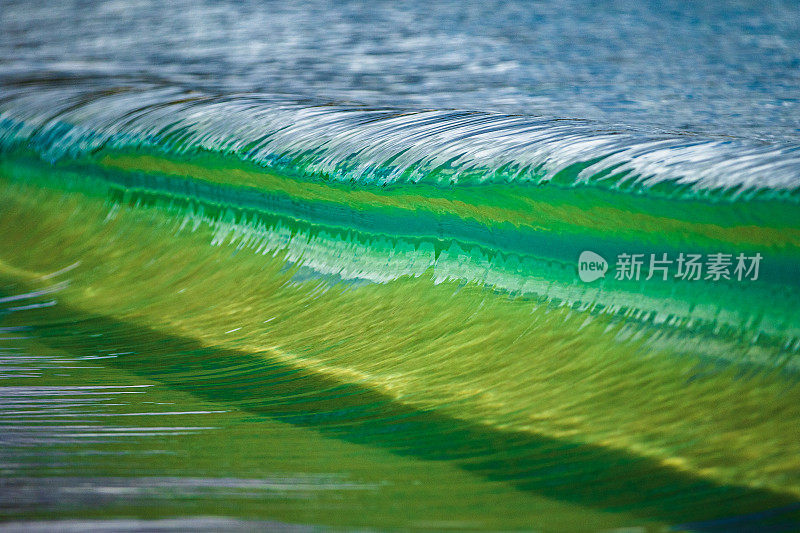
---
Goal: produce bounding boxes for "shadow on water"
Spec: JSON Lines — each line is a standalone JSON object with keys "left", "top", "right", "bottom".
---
{"left": 5, "top": 296, "right": 800, "bottom": 532}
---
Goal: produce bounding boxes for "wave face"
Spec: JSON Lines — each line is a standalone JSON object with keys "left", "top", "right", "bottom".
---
{"left": 2, "top": 0, "right": 800, "bottom": 530}
{"left": 1, "top": 80, "right": 800, "bottom": 530}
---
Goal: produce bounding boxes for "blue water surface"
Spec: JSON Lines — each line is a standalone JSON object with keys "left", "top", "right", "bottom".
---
{"left": 1, "top": 0, "right": 799, "bottom": 142}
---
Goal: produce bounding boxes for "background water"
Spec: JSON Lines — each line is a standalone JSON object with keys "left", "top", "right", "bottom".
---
{"left": 3, "top": 0, "right": 800, "bottom": 141}
{"left": 1, "top": 1, "right": 800, "bottom": 531}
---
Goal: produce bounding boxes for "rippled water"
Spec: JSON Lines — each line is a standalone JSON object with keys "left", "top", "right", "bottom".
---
{"left": 1, "top": 1, "right": 800, "bottom": 531}
{"left": 3, "top": 0, "right": 800, "bottom": 142}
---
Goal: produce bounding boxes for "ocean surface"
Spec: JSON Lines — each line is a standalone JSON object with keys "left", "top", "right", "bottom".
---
{"left": 1, "top": 1, "right": 800, "bottom": 531}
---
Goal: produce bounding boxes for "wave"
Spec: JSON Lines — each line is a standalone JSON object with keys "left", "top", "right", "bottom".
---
{"left": 2, "top": 81, "right": 799, "bottom": 343}
{"left": 2, "top": 79, "right": 800, "bottom": 526}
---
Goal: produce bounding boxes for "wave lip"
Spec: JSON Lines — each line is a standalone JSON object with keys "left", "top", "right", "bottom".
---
{"left": 2, "top": 82, "right": 800, "bottom": 199}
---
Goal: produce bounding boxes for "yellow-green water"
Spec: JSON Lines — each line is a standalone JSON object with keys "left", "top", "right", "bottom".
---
{"left": 1, "top": 137, "right": 800, "bottom": 530}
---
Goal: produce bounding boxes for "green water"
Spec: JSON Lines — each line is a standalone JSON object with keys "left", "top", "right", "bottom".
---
{"left": 1, "top": 147, "right": 800, "bottom": 530}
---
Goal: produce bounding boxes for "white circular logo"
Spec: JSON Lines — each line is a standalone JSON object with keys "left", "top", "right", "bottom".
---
{"left": 578, "top": 251, "right": 608, "bottom": 282}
